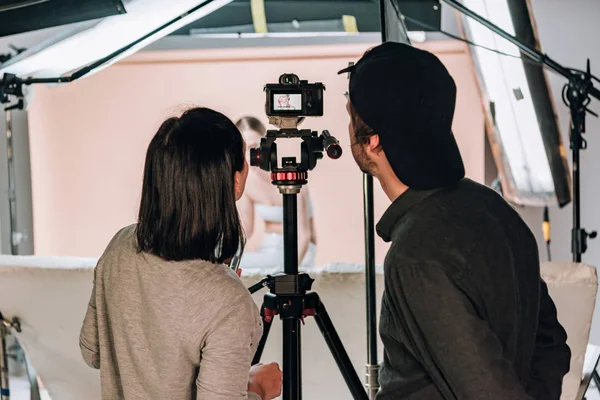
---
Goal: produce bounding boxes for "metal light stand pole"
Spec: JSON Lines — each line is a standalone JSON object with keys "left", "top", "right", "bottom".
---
{"left": 361, "top": 2, "right": 387, "bottom": 397}
{"left": 440, "top": 0, "right": 600, "bottom": 262}
{"left": 5, "top": 109, "right": 18, "bottom": 255}
{"left": 363, "top": 170, "right": 378, "bottom": 400}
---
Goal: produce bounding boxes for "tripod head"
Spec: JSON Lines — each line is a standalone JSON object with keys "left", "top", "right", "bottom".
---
{"left": 249, "top": 127, "right": 342, "bottom": 193}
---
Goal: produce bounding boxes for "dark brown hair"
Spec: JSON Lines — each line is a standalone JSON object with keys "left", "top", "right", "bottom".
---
{"left": 136, "top": 107, "right": 245, "bottom": 263}
{"left": 236, "top": 116, "right": 266, "bottom": 136}
{"left": 349, "top": 101, "right": 378, "bottom": 145}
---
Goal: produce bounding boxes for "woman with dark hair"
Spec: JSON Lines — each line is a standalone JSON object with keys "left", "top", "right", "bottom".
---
{"left": 79, "top": 107, "right": 282, "bottom": 400}
{"left": 235, "top": 116, "right": 317, "bottom": 271}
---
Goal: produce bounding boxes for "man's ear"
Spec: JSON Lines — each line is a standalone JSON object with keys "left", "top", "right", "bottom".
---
{"left": 366, "top": 134, "right": 383, "bottom": 155}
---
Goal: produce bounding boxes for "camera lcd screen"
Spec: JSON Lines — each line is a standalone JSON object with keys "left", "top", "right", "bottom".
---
{"left": 272, "top": 93, "right": 302, "bottom": 112}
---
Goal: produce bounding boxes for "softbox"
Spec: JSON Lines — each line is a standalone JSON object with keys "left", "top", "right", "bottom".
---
{"left": 0, "top": 0, "right": 125, "bottom": 37}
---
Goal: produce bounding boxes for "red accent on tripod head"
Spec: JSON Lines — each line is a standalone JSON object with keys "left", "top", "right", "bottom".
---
{"left": 264, "top": 308, "right": 278, "bottom": 323}
{"left": 303, "top": 308, "right": 316, "bottom": 317}
{"left": 271, "top": 171, "right": 308, "bottom": 182}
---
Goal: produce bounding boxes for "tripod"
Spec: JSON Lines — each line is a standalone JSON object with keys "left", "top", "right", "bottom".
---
{"left": 247, "top": 128, "right": 368, "bottom": 400}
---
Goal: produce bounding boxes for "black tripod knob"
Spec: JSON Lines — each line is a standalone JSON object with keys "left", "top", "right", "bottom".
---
{"left": 589, "top": 231, "right": 598, "bottom": 239}
{"left": 321, "top": 130, "right": 342, "bottom": 159}
{"left": 249, "top": 148, "right": 261, "bottom": 167}
{"left": 325, "top": 143, "right": 342, "bottom": 159}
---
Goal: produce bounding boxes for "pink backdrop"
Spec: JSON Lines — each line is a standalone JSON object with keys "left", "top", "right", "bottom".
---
{"left": 27, "top": 41, "right": 484, "bottom": 265}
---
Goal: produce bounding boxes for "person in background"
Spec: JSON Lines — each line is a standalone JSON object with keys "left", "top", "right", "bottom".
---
{"left": 235, "top": 116, "right": 317, "bottom": 270}
{"left": 79, "top": 107, "right": 282, "bottom": 400}
{"left": 339, "top": 42, "right": 570, "bottom": 399}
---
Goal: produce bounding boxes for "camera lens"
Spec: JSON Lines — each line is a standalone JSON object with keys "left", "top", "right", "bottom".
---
{"left": 250, "top": 148, "right": 260, "bottom": 167}
{"left": 326, "top": 144, "right": 343, "bottom": 160}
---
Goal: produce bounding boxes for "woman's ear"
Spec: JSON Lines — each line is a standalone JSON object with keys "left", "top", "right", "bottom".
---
{"left": 234, "top": 170, "right": 243, "bottom": 200}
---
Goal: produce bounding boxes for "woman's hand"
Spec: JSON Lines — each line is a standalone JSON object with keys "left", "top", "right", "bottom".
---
{"left": 248, "top": 362, "right": 283, "bottom": 400}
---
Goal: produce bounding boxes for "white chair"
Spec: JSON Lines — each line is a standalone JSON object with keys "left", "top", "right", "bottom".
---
{"left": 541, "top": 262, "right": 598, "bottom": 400}
{"left": 0, "top": 256, "right": 100, "bottom": 400}
{"left": 0, "top": 258, "right": 596, "bottom": 400}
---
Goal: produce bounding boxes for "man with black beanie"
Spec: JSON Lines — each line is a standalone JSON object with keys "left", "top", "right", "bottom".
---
{"left": 339, "top": 42, "right": 571, "bottom": 399}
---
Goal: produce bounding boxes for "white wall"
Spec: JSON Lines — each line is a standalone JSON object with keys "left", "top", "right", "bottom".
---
{"left": 529, "top": 0, "right": 600, "bottom": 343}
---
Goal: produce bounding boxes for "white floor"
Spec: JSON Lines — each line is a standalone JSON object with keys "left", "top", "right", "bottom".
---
{"left": 7, "top": 374, "right": 600, "bottom": 400}
{"left": 586, "top": 383, "right": 600, "bottom": 400}
{"left": 9, "top": 375, "right": 51, "bottom": 400}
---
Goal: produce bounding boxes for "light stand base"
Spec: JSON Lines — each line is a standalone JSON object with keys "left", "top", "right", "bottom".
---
{"left": 365, "top": 364, "right": 380, "bottom": 400}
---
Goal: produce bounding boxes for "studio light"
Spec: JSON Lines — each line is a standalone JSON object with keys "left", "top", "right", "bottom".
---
{"left": 462, "top": 0, "right": 570, "bottom": 207}
{"left": 0, "top": 0, "right": 125, "bottom": 37}
{"left": 0, "top": 0, "right": 233, "bottom": 80}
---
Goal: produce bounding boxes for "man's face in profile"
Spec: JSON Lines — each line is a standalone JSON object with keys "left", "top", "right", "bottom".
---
{"left": 346, "top": 100, "right": 373, "bottom": 175}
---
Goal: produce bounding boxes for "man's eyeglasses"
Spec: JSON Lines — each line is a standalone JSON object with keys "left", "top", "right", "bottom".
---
{"left": 343, "top": 91, "right": 349, "bottom": 101}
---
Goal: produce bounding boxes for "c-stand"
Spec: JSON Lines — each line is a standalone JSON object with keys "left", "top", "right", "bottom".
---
{"left": 441, "top": 0, "right": 600, "bottom": 262}
{"left": 247, "top": 123, "right": 368, "bottom": 400}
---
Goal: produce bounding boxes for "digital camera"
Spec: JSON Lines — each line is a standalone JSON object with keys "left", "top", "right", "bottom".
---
{"left": 264, "top": 73, "right": 325, "bottom": 118}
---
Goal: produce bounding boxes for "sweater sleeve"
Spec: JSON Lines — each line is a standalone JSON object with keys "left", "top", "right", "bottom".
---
{"left": 79, "top": 267, "right": 100, "bottom": 369}
{"left": 194, "top": 275, "right": 263, "bottom": 399}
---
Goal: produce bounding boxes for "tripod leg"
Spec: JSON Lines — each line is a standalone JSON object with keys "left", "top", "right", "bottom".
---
{"left": 592, "top": 370, "right": 600, "bottom": 390}
{"left": 253, "top": 306, "right": 273, "bottom": 365}
{"left": 282, "top": 318, "right": 301, "bottom": 400}
{"left": 309, "top": 293, "right": 368, "bottom": 400}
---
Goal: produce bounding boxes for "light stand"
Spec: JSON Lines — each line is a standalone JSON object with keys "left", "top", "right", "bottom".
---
{"left": 440, "top": 0, "right": 600, "bottom": 262}
{"left": 0, "top": 75, "right": 25, "bottom": 400}
{"left": 564, "top": 62, "right": 598, "bottom": 261}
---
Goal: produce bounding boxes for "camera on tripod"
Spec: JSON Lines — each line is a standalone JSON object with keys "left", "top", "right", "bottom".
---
{"left": 249, "top": 73, "right": 342, "bottom": 182}
{"left": 247, "top": 74, "right": 367, "bottom": 400}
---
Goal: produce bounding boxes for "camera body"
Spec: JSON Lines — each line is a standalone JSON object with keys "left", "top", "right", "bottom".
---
{"left": 265, "top": 73, "right": 325, "bottom": 118}
{"left": 251, "top": 73, "right": 340, "bottom": 177}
